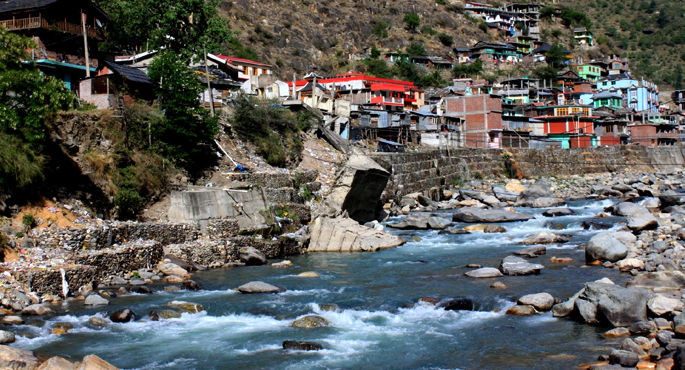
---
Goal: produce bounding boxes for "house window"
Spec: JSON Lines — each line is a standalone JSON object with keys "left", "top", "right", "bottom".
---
{"left": 557, "top": 108, "right": 568, "bottom": 116}
{"left": 243, "top": 66, "right": 248, "bottom": 74}
{"left": 253, "top": 68, "right": 259, "bottom": 76}
{"left": 91, "top": 76, "right": 108, "bottom": 95}
{"left": 606, "top": 125, "right": 614, "bottom": 133}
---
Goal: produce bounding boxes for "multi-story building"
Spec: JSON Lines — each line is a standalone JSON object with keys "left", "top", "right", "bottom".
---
{"left": 532, "top": 104, "right": 597, "bottom": 148}
{"left": 596, "top": 73, "right": 659, "bottom": 113}
{"left": 673, "top": 90, "right": 685, "bottom": 111}
{"left": 576, "top": 64, "right": 603, "bottom": 83}
{"left": 573, "top": 27, "right": 594, "bottom": 46}
{"left": 444, "top": 94, "right": 503, "bottom": 148}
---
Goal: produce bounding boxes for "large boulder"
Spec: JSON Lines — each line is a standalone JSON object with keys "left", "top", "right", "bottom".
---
{"left": 648, "top": 295, "right": 684, "bottom": 317}
{"left": 609, "top": 349, "right": 640, "bottom": 367}
{"left": 575, "top": 281, "right": 651, "bottom": 327}
{"left": 542, "top": 208, "right": 576, "bottom": 217}
{"left": 614, "top": 202, "right": 647, "bottom": 217}
{"left": 21, "top": 304, "right": 54, "bottom": 316}
{"left": 627, "top": 212, "right": 658, "bottom": 231}
{"left": 110, "top": 309, "right": 136, "bottom": 323}
{"left": 238, "top": 247, "right": 268, "bottom": 266}
{"left": 514, "top": 183, "right": 565, "bottom": 208}
{"left": 306, "top": 216, "right": 405, "bottom": 252}
{"left": 499, "top": 256, "right": 544, "bottom": 276}
{"left": 492, "top": 186, "right": 519, "bottom": 203}
{"left": 0, "top": 331, "right": 15, "bottom": 345}
{"left": 164, "top": 301, "right": 205, "bottom": 313}
{"left": 585, "top": 232, "right": 628, "bottom": 263}
{"left": 452, "top": 207, "right": 534, "bottom": 223}
{"left": 35, "top": 356, "right": 75, "bottom": 370}
{"left": 237, "top": 281, "right": 285, "bottom": 294}
{"left": 0, "top": 345, "right": 40, "bottom": 370}
{"left": 291, "top": 315, "right": 329, "bottom": 329}
{"left": 78, "top": 355, "right": 119, "bottom": 370}
{"left": 530, "top": 197, "right": 566, "bottom": 208}
{"left": 316, "top": 153, "right": 390, "bottom": 223}
{"left": 84, "top": 294, "right": 109, "bottom": 306}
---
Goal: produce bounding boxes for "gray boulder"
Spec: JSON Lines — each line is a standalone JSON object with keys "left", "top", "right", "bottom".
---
{"left": 283, "top": 340, "right": 323, "bottom": 351}
{"left": 110, "top": 308, "right": 136, "bottom": 323}
{"left": 239, "top": 247, "right": 268, "bottom": 266}
{"left": 520, "top": 231, "right": 570, "bottom": 245}
{"left": 492, "top": 186, "right": 519, "bottom": 202}
{"left": 499, "top": 256, "right": 544, "bottom": 276}
{"left": 515, "top": 183, "right": 553, "bottom": 206}
{"left": 518, "top": 293, "right": 555, "bottom": 311}
{"left": 464, "top": 267, "right": 503, "bottom": 278}
{"left": 614, "top": 202, "right": 647, "bottom": 217}
{"left": 291, "top": 315, "right": 329, "bottom": 329}
{"left": 627, "top": 212, "right": 658, "bottom": 231}
{"left": 84, "top": 294, "right": 109, "bottom": 306}
{"left": 575, "top": 281, "right": 651, "bottom": 327}
{"left": 585, "top": 232, "right": 628, "bottom": 263}
{"left": 0, "top": 345, "right": 40, "bottom": 370}
{"left": 514, "top": 245, "right": 546, "bottom": 257}
{"left": 306, "top": 216, "right": 406, "bottom": 252}
{"left": 21, "top": 304, "right": 54, "bottom": 316}
{"left": 452, "top": 207, "right": 534, "bottom": 223}
{"left": 387, "top": 214, "right": 451, "bottom": 230}
{"left": 608, "top": 349, "right": 639, "bottom": 367}
{"left": 530, "top": 197, "right": 566, "bottom": 208}
{"left": 660, "top": 193, "right": 685, "bottom": 208}
{"left": 552, "top": 289, "right": 584, "bottom": 317}
{"left": 0, "top": 331, "right": 15, "bottom": 344}
{"left": 627, "top": 271, "right": 685, "bottom": 290}
{"left": 238, "top": 281, "right": 285, "bottom": 294}
{"left": 542, "top": 208, "right": 576, "bottom": 217}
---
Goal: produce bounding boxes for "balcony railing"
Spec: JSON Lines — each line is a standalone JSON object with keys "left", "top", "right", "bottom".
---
{"left": 0, "top": 16, "right": 102, "bottom": 40}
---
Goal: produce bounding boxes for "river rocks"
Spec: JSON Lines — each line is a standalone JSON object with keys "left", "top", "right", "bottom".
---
{"left": 604, "top": 328, "right": 631, "bottom": 338}
{"left": 648, "top": 295, "right": 683, "bottom": 317}
{"left": 542, "top": 208, "right": 576, "bottom": 217}
{"left": 3, "top": 316, "right": 24, "bottom": 325}
{"left": 239, "top": 247, "right": 268, "bottom": 266}
{"left": 490, "top": 281, "right": 507, "bottom": 289}
{"left": 452, "top": 207, "right": 534, "bottom": 223}
{"left": 164, "top": 301, "right": 205, "bottom": 313}
{"left": 627, "top": 271, "right": 685, "bottom": 290}
{"left": 441, "top": 298, "right": 474, "bottom": 311}
{"left": 609, "top": 349, "right": 640, "bottom": 367}
{"left": 617, "top": 258, "right": 645, "bottom": 272}
{"left": 586, "top": 232, "right": 629, "bottom": 263}
{"left": 306, "top": 216, "right": 406, "bottom": 252}
{"left": 438, "top": 227, "right": 470, "bottom": 235}
{"left": 35, "top": 356, "right": 75, "bottom": 370}
{"left": 520, "top": 232, "right": 571, "bottom": 245}
{"left": 628, "top": 212, "right": 659, "bottom": 231}
{"left": 387, "top": 214, "right": 451, "bottom": 230}
{"left": 291, "top": 315, "right": 329, "bottom": 329}
{"left": 575, "top": 281, "right": 651, "bottom": 327}
{"left": 21, "top": 304, "right": 54, "bottom": 316}
{"left": 499, "top": 256, "right": 544, "bottom": 276}
{"left": 0, "top": 331, "right": 15, "bottom": 344}
{"left": 282, "top": 340, "right": 323, "bottom": 351}
{"left": 506, "top": 305, "right": 536, "bottom": 315}
{"left": 514, "top": 246, "right": 546, "bottom": 258}
{"left": 615, "top": 202, "right": 647, "bottom": 217}
{"left": 297, "top": 272, "right": 319, "bottom": 277}
{"left": 518, "top": 293, "right": 555, "bottom": 311}
{"left": 238, "top": 281, "right": 285, "bottom": 294}
{"left": 110, "top": 309, "right": 135, "bottom": 323}
{"left": 272, "top": 260, "right": 293, "bottom": 268}
{"left": 483, "top": 225, "right": 507, "bottom": 233}
{"left": 552, "top": 290, "right": 584, "bottom": 318}
{"left": 130, "top": 286, "right": 152, "bottom": 294}
{"left": 84, "top": 294, "right": 109, "bottom": 306}
{"left": 88, "top": 317, "right": 109, "bottom": 327}
{"left": 182, "top": 281, "right": 201, "bottom": 291}
{"left": 52, "top": 323, "right": 73, "bottom": 335}
{"left": 79, "top": 355, "right": 119, "bottom": 370}
{"left": 157, "top": 263, "right": 189, "bottom": 278}
{"left": 514, "top": 183, "right": 552, "bottom": 205}
{"left": 0, "top": 345, "right": 40, "bottom": 370}
{"left": 155, "top": 309, "right": 183, "bottom": 319}
{"left": 464, "top": 267, "right": 503, "bottom": 278}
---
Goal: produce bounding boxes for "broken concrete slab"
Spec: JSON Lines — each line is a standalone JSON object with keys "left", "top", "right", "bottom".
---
{"left": 305, "top": 216, "right": 405, "bottom": 252}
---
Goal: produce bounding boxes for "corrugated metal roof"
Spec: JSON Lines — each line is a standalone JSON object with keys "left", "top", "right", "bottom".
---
{"left": 104, "top": 61, "right": 151, "bottom": 84}
{"left": 0, "top": 0, "right": 110, "bottom": 20}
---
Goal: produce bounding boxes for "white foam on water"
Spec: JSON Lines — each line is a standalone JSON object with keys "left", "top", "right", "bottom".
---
{"left": 234, "top": 343, "right": 283, "bottom": 355}
{"left": 130, "top": 357, "right": 198, "bottom": 370}
{"left": 280, "top": 288, "right": 335, "bottom": 296}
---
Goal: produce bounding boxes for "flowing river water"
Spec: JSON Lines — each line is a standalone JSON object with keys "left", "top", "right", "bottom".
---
{"left": 12, "top": 199, "right": 635, "bottom": 369}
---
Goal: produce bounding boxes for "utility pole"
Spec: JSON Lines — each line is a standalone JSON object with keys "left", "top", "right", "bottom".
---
{"left": 81, "top": 12, "right": 90, "bottom": 77}
{"left": 204, "top": 44, "right": 215, "bottom": 117}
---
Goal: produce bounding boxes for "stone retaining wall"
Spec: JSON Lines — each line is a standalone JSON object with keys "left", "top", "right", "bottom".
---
{"left": 164, "top": 236, "right": 301, "bottom": 267}
{"left": 371, "top": 146, "right": 685, "bottom": 199}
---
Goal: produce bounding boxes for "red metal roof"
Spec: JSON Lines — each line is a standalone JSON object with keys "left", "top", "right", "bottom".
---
{"left": 286, "top": 74, "right": 414, "bottom": 88}
{"left": 371, "top": 83, "right": 407, "bottom": 92}
{"left": 215, "top": 55, "right": 272, "bottom": 67}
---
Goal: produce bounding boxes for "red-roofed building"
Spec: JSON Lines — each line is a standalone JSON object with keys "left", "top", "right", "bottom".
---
{"left": 215, "top": 55, "right": 273, "bottom": 80}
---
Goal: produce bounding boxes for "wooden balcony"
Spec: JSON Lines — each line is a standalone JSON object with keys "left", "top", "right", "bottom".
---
{"left": 0, "top": 16, "right": 102, "bottom": 40}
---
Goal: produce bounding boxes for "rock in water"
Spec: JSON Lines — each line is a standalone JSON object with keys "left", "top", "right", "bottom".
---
{"left": 520, "top": 232, "right": 570, "bottom": 245}
{"left": 464, "top": 267, "right": 503, "bottom": 278}
{"left": 305, "top": 216, "right": 405, "bottom": 252}
{"left": 21, "top": 304, "right": 55, "bottom": 316}
{"left": 110, "top": 309, "right": 135, "bottom": 323}
{"left": 238, "top": 247, "right": 268, "bottom": 266}
{"left": 609, "top": 349, "right": 639, "bottom": 367}
{"left": 452, "top": 207, "right": 534, "bottom": 223}
{"left": 514, "top": 246, "right": 546, "bottom": 258}
{"left": 0, "top": 345, "right": 40, "bottom": 369}
{"left": 182, "top": 281, "right": 202, "bottom": 291}
{"left": 585, "top": 232, "right": 628, "bottom": 263}
{"left": 238, "top": 281, "right": 285, "bottom": 294}
{"left": 499, "top": 256, "right": 544, "bottom": 276}
{"left": 518, "top": 293, "right": 555, "bottom": 311}
{"left": 441, "top": 298, "right": 474, "bottom": 311}
{"left": 291, "top": 315, "right": 329, "bottom": 329}
{"left": 84, "top": 294, "right": 109, "bottom": 306}
{"left": 506, "top": 305, "right": 536, "bottom": 315}
{"left": 130, "top": 286, "right": 152, "bottom": 294}
{"left": 282, "top": 340, "right": 323, "bottom": 351}
{"left": 542, "top": 208, "right": 576, "bottom": 217}
{"left": 34, "top": 356, "right": 74, "bottom": 370}
{"left": 164, "top": 301, "right": 205, "bottom": 313}
{"left": 0, "top": 331, "right": 15, "bottom": 344}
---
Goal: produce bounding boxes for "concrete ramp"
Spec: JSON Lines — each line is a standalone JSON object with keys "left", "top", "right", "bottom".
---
{"left": 168, "top": 188, "right": 270, "bottom": 231}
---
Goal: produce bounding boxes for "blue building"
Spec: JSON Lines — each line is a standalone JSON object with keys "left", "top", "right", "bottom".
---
{"left": 596, "top": 73, "right": 659, "bottom": 113}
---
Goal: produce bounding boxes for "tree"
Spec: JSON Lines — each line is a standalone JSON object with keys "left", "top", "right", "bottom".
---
{"left": 438, "top": 33, "right": 454, "bottom": 46}
{"left": 372, "top": 19, "right": 390, "bottom": 38}
{"left": 406, "top": 41, "right": 427, "bottom": 56}
{"left": 0, "top": 28, "right": 75, "bottom": 195}
{"left": 404, "top": 13, "right": 420, "bottom": 32}
{"left": 533, "top": 66, "right": 559, "bottom": 84}
{"left": 452, "top": 58, "right": 483, "bottom": 78}
{"left": 364, "top": 59, "right": 393, "bottom": 79}
{"left": 545, "top": 44, "right": 569, "bottom": 68}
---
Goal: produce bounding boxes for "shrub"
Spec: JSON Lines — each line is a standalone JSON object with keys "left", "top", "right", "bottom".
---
{"left": 421, "top": 25, "right": 438, "bottom": 35}
{"left": 404, "top": 13, "right": 420, "bottom": 31}
{"left": 22, "top": 214, "right": 36, "bottom": 230}
{"left": 406, "top": 41, "right": 427, "bottom": 56}
{"left": 438, "top": 33, "right": 454, "bottom": 46}
{"left": 373, "top": 19, "right": 390, "bottom": 38}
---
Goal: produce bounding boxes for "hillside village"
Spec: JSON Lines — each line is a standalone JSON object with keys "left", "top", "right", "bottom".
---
{"left": 3, "top": 0, "right": 684, "bottom": 154}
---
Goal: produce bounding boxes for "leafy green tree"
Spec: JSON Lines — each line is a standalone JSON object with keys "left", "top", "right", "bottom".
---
{"left": 438, "top": 33, "right": 454, "bottom": 46}
{"left": 364, "top": 59, "right": 393, "bottom": 79}
{"left": 0, "top": 28, "right": 75, "bottom": 195}
{"left": 372, "top": 19, "right": 390, "bottom": 38}
{"left": 147, "top": 51, "right": 218, "bottom": 166}
{"left": 540, "top": 6, "right": 556, "bottom": 19}
{"left": 452, "top": 58, "right": 483, "bottom": 78}
{"left": 406, "top": 41, "right": 427, "bottom": 56}
{"left": 545, "top": 44, "right": 569, "bottom": 68}
{"left": 370, "top": 47, "right": 381, "bottom": 59}
{"left": 404, "top": 13, "right": 421, "bottom": 32}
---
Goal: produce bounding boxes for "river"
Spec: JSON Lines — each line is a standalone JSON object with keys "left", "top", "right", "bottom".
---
{"left": 11, "top": 198, "right": 632, "bottom": 369}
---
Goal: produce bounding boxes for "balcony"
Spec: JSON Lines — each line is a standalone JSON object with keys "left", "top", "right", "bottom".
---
{"left": 0, "top": 16, "right": 103, "bottom": 40}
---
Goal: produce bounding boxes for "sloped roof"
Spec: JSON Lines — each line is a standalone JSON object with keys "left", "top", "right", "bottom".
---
{"left": 0, "top": 0, "right": 110, "bottom": 20}
{"left": 104, "top": 61, "right": 151, "bottom": 84}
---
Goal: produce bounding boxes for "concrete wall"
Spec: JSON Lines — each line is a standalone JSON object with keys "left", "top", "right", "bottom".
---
{"left": 168, "top": 188, "right": 269, "bottom": 230}
{"left": 371, "top": 146, "right": 685, "bottom": 199}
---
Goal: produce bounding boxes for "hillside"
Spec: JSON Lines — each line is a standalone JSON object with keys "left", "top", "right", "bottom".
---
{"left": 220, "top": 0, "right": 498, "bottom": 77}
{"left": 561, "top": 0, "right": 684, "bottom": 92}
